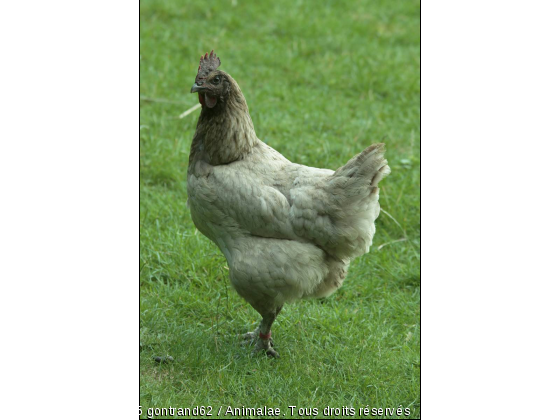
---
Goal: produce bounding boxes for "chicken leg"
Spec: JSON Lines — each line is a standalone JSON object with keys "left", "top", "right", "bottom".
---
{"left": 242, "top": 305, "right": 283, "bottom": 358}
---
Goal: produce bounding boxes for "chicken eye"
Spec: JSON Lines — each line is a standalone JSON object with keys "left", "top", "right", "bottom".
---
{"left": 211, "top": 76, "right": 220, "bottom": 85}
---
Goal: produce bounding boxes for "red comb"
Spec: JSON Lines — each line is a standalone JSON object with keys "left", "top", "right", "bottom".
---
{"left": 195, "top": 50, "right": 221, "bottom": 83}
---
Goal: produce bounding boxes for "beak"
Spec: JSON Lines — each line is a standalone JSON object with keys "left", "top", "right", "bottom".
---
{"left": 190, "top": 83, "right": 205, "bottom": 93}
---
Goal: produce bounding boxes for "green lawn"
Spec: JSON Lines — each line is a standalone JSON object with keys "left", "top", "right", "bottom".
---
{"left": 140, "top": 0, "right": 419, "bottom": 418}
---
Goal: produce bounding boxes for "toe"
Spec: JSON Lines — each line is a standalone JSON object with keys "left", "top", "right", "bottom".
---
{"left": 266, "top": 348, "right": 279, "bottom": 358}
{"left": 241, "top": 330, "right": 258, "bottom": 342}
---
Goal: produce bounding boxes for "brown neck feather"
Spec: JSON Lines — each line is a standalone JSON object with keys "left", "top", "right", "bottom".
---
{"left": 189, "top": 77, "right": 258, "bottom": 167}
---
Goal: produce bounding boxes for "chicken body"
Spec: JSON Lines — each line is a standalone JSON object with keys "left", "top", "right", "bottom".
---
{"left": 187, "top": 53, "right": 390, "bottom": 357}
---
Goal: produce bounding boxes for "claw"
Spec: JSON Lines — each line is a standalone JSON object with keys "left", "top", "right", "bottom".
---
{"left": 250, "top": 336, "right": 278, "bottom": 358}
{"left": 240, "top": 326, "right": 277, "bottom": 357}
{"left": 252, "top": 345, "right": 280, "bottom": 358}
{"left": 266, "top": 348, "right": 280, "bottom": 358}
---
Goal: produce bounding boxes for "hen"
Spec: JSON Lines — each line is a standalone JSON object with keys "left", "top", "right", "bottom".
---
{"left": 187, "top": 51, "right": 390, "bottom": 358}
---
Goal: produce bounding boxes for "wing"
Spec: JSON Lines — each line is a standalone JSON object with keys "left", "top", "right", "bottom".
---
{"left": 187, "top": 159, "right": 297, "bottom": 240}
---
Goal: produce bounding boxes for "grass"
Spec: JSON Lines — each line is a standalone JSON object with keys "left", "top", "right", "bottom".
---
{"left": 140, "top": 0, "right": 419, "bottom": 418}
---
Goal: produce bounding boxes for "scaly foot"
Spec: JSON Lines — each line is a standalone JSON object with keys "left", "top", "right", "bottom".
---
{"left": 241, "top": 327, "right": 259, "bottom": 344}
{"left": 253, "top": 337, "right": 279, "bottom": 358}
{"left": 241, "top": 328, "right": 274, "bottom": 347}
{"left": 241, "top": 328, "right": 278, "bottom": 358}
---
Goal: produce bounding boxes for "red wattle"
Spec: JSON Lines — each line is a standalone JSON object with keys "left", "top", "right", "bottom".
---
{"left": 198, "top": 93, "right": 205, "bottom": 107}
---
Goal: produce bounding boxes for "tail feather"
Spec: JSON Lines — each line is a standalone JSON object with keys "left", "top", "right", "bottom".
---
{"left": 289, "top": 143, "right": 390, "bottom": 260}
{"left": 331, "top": 143, "right": 390, "bottom": 200}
